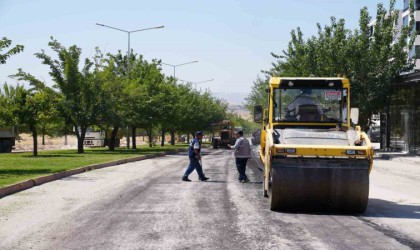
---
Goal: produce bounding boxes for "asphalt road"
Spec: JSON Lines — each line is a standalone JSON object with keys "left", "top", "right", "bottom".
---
{"left": 0, "top": 145, "right": 419, "bottom": 250}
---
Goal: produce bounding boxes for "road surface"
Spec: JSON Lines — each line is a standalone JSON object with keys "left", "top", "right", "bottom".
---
{"left": 0, "top": 145, "right": 419, "bottom": 249}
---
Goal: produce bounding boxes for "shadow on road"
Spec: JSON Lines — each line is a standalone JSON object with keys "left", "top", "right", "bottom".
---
{"left": 364, "top": 198, "right": 420, "bottom": 219}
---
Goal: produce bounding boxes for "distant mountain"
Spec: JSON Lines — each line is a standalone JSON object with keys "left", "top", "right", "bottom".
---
{"left": 228, "top": 104, "right": 251, "bottom": 120}
{"left": 213, "top": 92, "right": 248, "bottom": 105}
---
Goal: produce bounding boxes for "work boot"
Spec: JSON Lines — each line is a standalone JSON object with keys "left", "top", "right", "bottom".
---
{"left": 182, "top": 177, "right": 191, "bottom": 182}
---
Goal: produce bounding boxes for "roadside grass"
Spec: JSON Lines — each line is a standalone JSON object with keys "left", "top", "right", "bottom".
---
{"left": 0, "top": 144, "right": 189, "bottom": 188}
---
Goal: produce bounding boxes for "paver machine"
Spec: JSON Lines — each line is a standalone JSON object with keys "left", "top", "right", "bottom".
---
{"left": 211, "top": 120, "right": 236, "bottom": 149}
{"left": 254, "top": 77, "right": 373, "bottom": 213}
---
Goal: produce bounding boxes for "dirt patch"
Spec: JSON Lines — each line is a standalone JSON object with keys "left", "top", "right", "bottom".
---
{"left": 14, "top": 134, "right": 78, "bottom": 152}
{"left": 14, "top": 134, "right": 153, "bottom": 152}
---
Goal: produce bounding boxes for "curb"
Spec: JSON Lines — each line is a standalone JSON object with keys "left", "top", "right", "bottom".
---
{"left": 0, "top": 148, "right": 187, "bottom": 199}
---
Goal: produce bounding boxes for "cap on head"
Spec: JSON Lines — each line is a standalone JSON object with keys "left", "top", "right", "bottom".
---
{"left": 196, "top": 131, "right": 203, "bottom": 136}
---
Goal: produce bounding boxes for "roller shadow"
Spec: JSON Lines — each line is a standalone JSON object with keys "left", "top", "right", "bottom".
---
{"left": 268, "top": 198, "right": 420, "bottom": 218}
{"left": 363, "top": 198, "right": 420, "bottom": 219}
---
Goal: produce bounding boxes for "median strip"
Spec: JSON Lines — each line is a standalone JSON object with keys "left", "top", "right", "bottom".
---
{"left": 0, "top": 148, "right": 186, "bottom": 199}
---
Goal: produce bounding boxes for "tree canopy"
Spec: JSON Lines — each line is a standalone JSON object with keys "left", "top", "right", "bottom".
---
{"left": 247, "top": 0, "right": 415, "bottom": 129}
{"left": 0, "top": 37, "right": 24, "bottom": 65}
{"left": 1, "top": 37, "right": 231, "bottom": 154}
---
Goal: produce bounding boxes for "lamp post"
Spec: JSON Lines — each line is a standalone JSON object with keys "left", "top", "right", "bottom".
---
{"left": 96, "top": 23, "right": 164, "bottom": 149}
{"left": 96, "top": 23, "right": 164, "bottom": 78}
{"left": 161, "top": 61, "right": 198, "bottom": 83}
{"left": 180, "top": 78, "right": 214, "bottom": 89}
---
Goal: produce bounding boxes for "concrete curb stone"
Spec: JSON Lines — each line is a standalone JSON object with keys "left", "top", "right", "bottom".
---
{"left": 0, "top": 180, "right": 35, "bottom": 198}
{"left": 0, "top": 148, "right": 187, "bottom": 199}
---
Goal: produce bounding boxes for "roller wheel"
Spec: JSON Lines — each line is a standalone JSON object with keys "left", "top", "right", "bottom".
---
{"left": 345, "top": 178, "right": 369, "bottom": 214}
{"left": 268, "top": 163, "right": 370, "bottom": 213}
{"left": 212, "top": 140, "right": 218, "bottom": 149}
{"left": 269, "top": 167, "right": 282, "bottom": 211}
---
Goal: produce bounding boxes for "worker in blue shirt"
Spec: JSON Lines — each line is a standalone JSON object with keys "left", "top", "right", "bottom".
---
{"left": 182, "top": 131, "right": 209, "bottom": 182}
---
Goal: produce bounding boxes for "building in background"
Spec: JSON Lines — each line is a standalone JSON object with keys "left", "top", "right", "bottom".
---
{"left": 385, "top": 0, "right": 420, "bottom": 154}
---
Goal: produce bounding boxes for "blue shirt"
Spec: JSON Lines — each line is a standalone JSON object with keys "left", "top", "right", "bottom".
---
{"left": 189, "top": 138, "right": 201, "bottom": 160}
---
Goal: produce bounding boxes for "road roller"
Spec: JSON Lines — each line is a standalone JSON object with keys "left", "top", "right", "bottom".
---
{"left": 254, "top": 77, "right": 373, "bottom": 213}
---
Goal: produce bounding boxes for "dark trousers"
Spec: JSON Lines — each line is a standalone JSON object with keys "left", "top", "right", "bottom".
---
{"left": 235, "top": 158, "right": 248, "bottom": 181}
{"left": 183, "top": 158, "right": 205, "bottom": 179}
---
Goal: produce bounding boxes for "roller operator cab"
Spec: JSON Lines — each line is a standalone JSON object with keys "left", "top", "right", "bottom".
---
{"left": 254, "top": 77, "right": 373, "bottom": 213}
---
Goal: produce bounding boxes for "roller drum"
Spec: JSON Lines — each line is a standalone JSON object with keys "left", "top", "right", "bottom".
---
{"left": 269, "top": 158, "right": 370, "bottom": 213}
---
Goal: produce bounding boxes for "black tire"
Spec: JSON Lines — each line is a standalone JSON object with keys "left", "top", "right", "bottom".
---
{"left": 251, "top": 137, "right": 256, "bottom": 146}
{"left": 212, "top": 139, "right": 218, "bottom": 149}
{"left": 269, "top": 167, "right": 281, "bottom": 210}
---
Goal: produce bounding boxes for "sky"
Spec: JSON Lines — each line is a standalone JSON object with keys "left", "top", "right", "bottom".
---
{"left": 1, "top": 0, "right": 388, "bottom": 104}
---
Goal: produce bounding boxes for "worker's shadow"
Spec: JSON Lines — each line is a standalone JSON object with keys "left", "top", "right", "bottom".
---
{"left": 363, "top": 198, "right": 420, "bottom": 219}
{"left": 201, "top": 180, "right": 226, "bottom": 183}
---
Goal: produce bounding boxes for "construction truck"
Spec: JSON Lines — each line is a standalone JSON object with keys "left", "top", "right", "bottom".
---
{"left": 211, "top": 120, "right": 236, "bottom": 149}
{"left": 0, "top": 127, "right": 17, "bottom": 153}
{"left": 254, "top": 77, "right": 373, "bottom": 213}
{"left": 83, "top": 128, "right": 121, "bottom": 148}
{"left": 83, "top": 129, "right": 106, "bottom": 147}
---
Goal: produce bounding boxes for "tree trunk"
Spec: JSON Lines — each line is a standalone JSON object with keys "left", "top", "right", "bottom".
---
{"left": 126, "top": 126, "right": 130, "bottom": 149}
{"left": 161, "top": 130, "right": 165, "bottom": 146}
{"left": 170, "top": 130, "right": 175, "bottom": 145}
{"left": 146, "top": 128, "right": 153, "bottom": 147}
{"left": 30, "top": 125, "right": 38, "bottom": 157}
{"left": 42, "top": 132, "right": 45, "bottom": 146}
{"left": 109, "top": 126, "right": 119, "bottom": 151}
{"left": 131, "top": 126, "right": 137, "bottom": 149}
{"left": 76, "top": 126, "right": 86, "bottom": 154}
{"left": 386, "top": 104, "right": 391, "bottom": 150}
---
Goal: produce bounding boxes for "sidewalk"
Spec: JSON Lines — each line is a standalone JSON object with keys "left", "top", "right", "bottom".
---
{"left": 374, "top": 150, "right": 420, "bottom": 165}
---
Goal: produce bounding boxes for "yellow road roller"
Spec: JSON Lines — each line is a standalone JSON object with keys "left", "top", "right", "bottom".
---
{"left": 254, "top": 77, "right": 373, "bottom": 213}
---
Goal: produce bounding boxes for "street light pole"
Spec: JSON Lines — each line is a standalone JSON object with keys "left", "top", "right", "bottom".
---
{"left": 161, "top": 61, "right": 199, "bottom": 83}
{"left": 96, "top": 23, "right": 164, "bottom": 149}
{"left": 180, "top": 78, "right": 214, "bottom": 89}
{"left": 96, "top": 23, "right": 164, "bottom": 78}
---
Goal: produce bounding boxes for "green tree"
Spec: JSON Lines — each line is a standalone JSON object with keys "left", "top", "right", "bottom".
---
{"left": 129, "top": 55, "right": 165, "bottom": 148}
{"left": 259, "top": 0, "right": 415, "bottom": 129}
{"left": 0, "top": 37, "right": 24, "bottom": 65}
{"left": 0, "top": 37, "right": 24, "bottom": 125}
{"left": 226, "top": 112, "right": 259, "bottom": 135}
{"left": 3, "top": 83, "right": 43, "bottom": 156}
{"left": 92, "top": 49, "right": 127, "bottom": 150}
{"left": 35, "top": 37, "right": 97, "bottom": 153}
{"left": 0, "top": 84, "right": 18, "bottom": 126}
{"left": 10, "top": 69, "right": 61, "bottom": 155}
{"left": 245, "top": 75, "right": 270, "bottom": 112}
{"left": 160, "top": 78, "right": 182, "bottom": 145}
